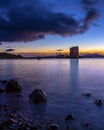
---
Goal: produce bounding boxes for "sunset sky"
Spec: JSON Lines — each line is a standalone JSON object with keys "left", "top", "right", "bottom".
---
{"left": 0, "top": 0, "right": 104, "bottom": 56}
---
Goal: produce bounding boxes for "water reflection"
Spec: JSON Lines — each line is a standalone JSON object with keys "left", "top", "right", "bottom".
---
{"left": 1, "top": 60, "right": 15, "bottom": 79}
{"left": 69, "top": 59, "right": 79, "bottom": 88}
{"left": 68, "top": 59, "right": 80, "bottom": 106}
{"left": 66, "top": 59, "right": 81, "bottom": 128}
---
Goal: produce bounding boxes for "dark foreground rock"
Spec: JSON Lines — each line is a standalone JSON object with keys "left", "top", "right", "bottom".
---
{"left": 29, "top": 89, "right": 47, "bottom": 104}
{"left": 5, "top": 80, "right": 22, "bottom": 93}
{"left": 47, "top": 124, "right": 59, "bottom": 130}
{"left": 0, "top": 104, "right": 41, "bottom": 130}
{"left": 0, "top": 117, "right": 40, "bottom": 130}
{"left": 95, "top": 99, "right": 103, "bottom": 106}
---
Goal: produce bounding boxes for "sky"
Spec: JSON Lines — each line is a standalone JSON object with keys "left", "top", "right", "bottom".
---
{"left": 0, "top": 0, "right": 104, "bottom": 56}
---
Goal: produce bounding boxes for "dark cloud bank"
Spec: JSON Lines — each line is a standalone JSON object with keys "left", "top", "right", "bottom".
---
{"left": 5, "top": 48, "right": 15, "bottom": 52}
{"left": 0, "top": 0, "right": 100, "bottom": 42}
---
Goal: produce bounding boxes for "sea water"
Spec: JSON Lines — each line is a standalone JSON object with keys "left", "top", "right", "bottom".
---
{"left": 0, "top": 59, "right": 104, "bottom": 130}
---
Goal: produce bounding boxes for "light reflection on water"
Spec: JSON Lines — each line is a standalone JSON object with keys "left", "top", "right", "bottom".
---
{"left": 0, "top": 59, "right": 104, "bottom": 129}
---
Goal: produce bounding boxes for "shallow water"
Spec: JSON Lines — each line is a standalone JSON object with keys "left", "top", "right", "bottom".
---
{"left": 0, "top": 59, "right": 104, "bottom": 129}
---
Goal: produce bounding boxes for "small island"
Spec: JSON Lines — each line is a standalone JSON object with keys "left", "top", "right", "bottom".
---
{"left": 0, "top": 53, "right": 23, "bottom": 59}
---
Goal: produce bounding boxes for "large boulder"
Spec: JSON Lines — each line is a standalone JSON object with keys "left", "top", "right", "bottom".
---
{"left": 5, "top": 80, "right": 22, "bottom": 93}
{"left": 29, "top": 89, "right": 47, "bottom": 104}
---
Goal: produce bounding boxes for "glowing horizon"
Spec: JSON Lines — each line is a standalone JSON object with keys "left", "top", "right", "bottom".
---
{"left": 7, "top": 48, "right": 104, "bottom": 57}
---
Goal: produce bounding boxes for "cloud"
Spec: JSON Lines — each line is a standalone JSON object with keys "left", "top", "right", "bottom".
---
{"left": 0, "top": 0, "right": 100, "bottom": 42}
{"left": 81, "top": 0, "right": 99, "bottom": 6}
{"left": 56, "top": 49, "right": 63, "bottom": 51}
{"left": 85, "top": 9, "right": 99, "bottom": 23}
{"left": 5, "top": 48, "right": 15, "bottom": 52}
{"left": 79, "top": 0, "right": 100, "bottom": 33}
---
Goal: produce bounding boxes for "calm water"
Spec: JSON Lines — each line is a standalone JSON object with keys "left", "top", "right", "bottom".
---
{"left": 0, "top": 59, "right": 104, "bottom": 130}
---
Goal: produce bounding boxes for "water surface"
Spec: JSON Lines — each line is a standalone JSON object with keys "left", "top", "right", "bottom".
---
{"left": 0, "top": 59, "right": 104, "bottom": 130}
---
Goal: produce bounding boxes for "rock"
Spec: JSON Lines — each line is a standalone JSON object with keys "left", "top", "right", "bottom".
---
{"left": 0, "top": 88, "right": 4, "bottom": 93}
{"left": 2, "top": 80, "right": 8, "bottom": 84}
{"left": 83, "top": 93, "right": 91, "bottom": 97}
{"left": 5, "top": 118, "right": 17, "bottom": 125}
{"left": 82, "top": 123, "right": 89, "bottom": 128}
{"left": 95, "top": 99, "right": 103, "bottom": 106}
{"left": 7, "top": 114, "right": 16, "bottom": 119}
{"left": 66, "top": 126, "right": 70, "bottom": 130}
{"left": 29, "top": 89, "right": 47, "bottom": 104}
{"left": 0, "top": 80, "right": 2, "bottom": 83}
{"left": 5, "top": 80, "right": 22, "bottom": 93}
{"left": 0, "top": 118, "right": 17, "bottom": 128}
{"left": 18, "top": 117, "right": 40, "bottom": 130}
{"left": 18, "top": 123, "right": 39, "bottom": 130}
{"left": 47, "top": 124, "right": 59, "bottom": 130}
{"left": 65, "top": 114, "right": 74, "bottom": 121}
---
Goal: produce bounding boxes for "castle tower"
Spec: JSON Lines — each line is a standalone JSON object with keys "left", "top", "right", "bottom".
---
{"left": 70, "top": 46, "right": 79, "bottom": 58}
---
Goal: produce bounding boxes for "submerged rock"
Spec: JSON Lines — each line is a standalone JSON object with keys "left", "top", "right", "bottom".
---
{"left": 47, "top": 124, "right": 59, "bottom": 130}
{"left": 29, "top": 89, "right": 47, "bottom": 104}
{"left": 83, "top": 93, "right": 91, "bottom": 97}
{"left": 82, "top": 123, "right": 89, "bottom": 128}
{"left": 5, "top": 80, "right": 22, "bottom": 93}
{"left": 65, "top": 114, "right": 74, "bottom": 121}
{"left": 66, "top": 126, "right": 70, "bottom": 130}
{"left": 2, "top": 80, "right": 8, "bottom": 84}
{"left": 95, "top": 99, "right": 103, "bottom": 106}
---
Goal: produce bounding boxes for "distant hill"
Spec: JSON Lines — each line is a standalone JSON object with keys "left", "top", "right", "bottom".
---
{"left": 0, "top": 52, "right": 104, "bottom": 59}
{"left": 82, "top": 53, "right": 104, "bottom": 58}
{"left": 0, "top": 53, "right": 23, "bottom": 59}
